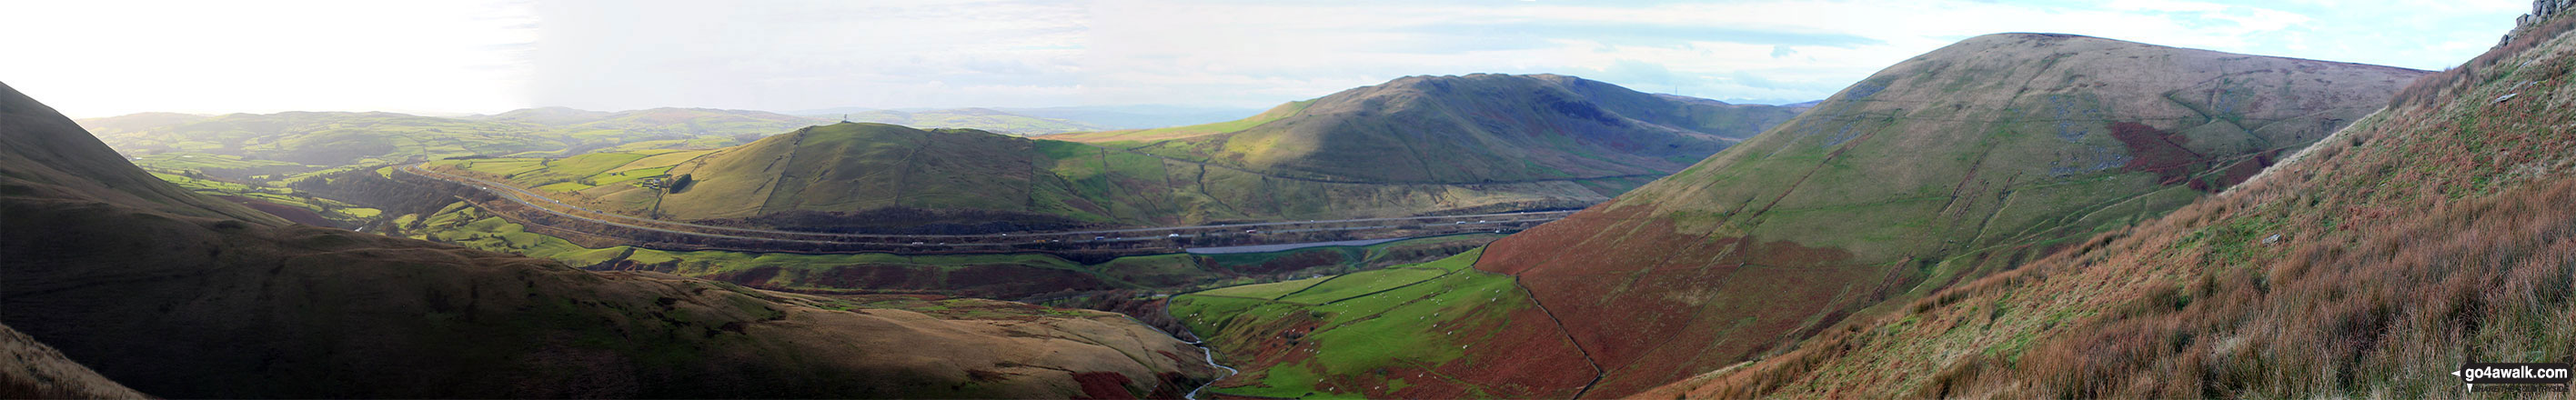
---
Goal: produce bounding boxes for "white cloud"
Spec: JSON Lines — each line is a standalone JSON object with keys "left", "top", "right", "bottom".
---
{"left": 0, "top": 0, "right": 536, "bottom": 117}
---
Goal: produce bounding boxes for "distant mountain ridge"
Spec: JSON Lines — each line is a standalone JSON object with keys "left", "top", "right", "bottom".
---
{"left": 1050, "top": 74, "right": 1805, "bottom": 185}
{"left": 790, "top": 105, "right": 1264, "bottom": 131}
{"left": 436, "top": 75, "right": 1804, "bottom": 231}
{"left": 437, "top": 121, "right": 1647, "bottom": 231}
{"left": 817, "top": 107, "right": 1103, "bottom": 135}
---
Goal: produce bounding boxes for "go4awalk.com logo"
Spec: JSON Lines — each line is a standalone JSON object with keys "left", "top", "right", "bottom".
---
{"left": 2453, "top": 362, "right": 2571, "bottom": 393}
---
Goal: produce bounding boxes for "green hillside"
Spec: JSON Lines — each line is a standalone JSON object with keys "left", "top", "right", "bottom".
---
{"left": 1051, "top": 74, "right": 1804, "bottom": 184}
{"left": 0, "top": 82, "right": 1220, "bottom": 398}
{"left": 1654, "top": 14, "right": 2576, "bottom": 398}
{"left": 1172, "top": 34, "right": 2426, "bottom": 398}
{"left": 437, "top": 122, "right": 1643, "bottom": 231}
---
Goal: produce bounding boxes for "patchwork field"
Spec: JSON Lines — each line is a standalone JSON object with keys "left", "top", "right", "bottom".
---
{"left": 146, "top": 170, "right": 379, "bottom": 226}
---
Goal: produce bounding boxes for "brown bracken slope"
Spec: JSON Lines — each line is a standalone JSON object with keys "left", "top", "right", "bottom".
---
{"left": 0, "top": 81, "right": 1219, "bottom": 398}
{"left": 1462, "top": 34, "right": 2423, "bottom": 397}
{"left": 1643, "top": 12, "right": 2576, "bottom": 399}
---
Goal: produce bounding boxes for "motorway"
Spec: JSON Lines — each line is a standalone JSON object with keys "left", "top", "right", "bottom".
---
{"left": 396, "top": 164, "right": 1572, "bottom": 250}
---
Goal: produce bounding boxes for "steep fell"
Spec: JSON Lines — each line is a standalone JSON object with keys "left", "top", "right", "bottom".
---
{"left": 1648, "top": 13, "right": 2576, "bottom": 399}
{"left": 1472, "top": 33, "right": 2423, "bottom": 398}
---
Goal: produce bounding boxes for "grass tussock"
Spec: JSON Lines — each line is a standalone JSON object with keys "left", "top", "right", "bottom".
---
{"left": 1666, "top": 176, "right": 2576, "bottom": 399}
{"left": 1979, "top": 178, "right": 2576, "bottom": 398}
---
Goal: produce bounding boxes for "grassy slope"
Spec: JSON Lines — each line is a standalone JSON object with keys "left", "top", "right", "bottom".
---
{"left": 397, "top": 199, "right": 1504, "bottom": 298}
{"left": 1051, "top": 74, "right": 1800, "bottom": 185}
{"left": 1172, "top": 249, "right": 1600, "bottom": 399}
{"left": 451, "top": 122, "right": 1624, "bottom": 229}
{"left": 0, "top": 322, "right": 147, "bottom": 398}
{"left": 0, "top": 83, "right": 1218, "bottom": 398}
{"left": 1175, "top": 34, "right": 2428, "bottom": 398}
{"left": 1649, "top": 17, "right": 2576, "bottom": 398}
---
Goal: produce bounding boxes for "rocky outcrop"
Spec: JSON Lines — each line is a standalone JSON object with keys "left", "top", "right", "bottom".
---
{"left": 2504, "top": 0, "right": 2576, "bottom": 44}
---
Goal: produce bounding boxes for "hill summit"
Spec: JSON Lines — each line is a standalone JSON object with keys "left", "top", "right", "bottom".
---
{"left": 1652, "top": 12, "right": 2576, "bottom": 398}
{"left": 1052, "top": 74, "right": 1802, "bottom": 184}
{"left": 450, "top": 76, "right": 1808, "bottom": 231}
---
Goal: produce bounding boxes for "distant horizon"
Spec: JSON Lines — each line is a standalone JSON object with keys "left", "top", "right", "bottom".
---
{"left": 59, "top": 102, "right": 1273, "bottom": 120}
{"left": 57, "top": 82, "right": 1826, "bottom": 120}
{"left": 6, "top": 0, "right": 2525, "bottom": 119}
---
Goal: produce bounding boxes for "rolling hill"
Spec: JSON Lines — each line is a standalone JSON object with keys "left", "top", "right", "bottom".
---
{"left": 0, "top": 82, "right": 1219, "bottom": 398}
{"left": 433, "top": 123, "right": 1628, "bottom": 231}
{"left": 1647, "top": 11, "right": 2576, "bottom": 398}
{"left": 1051, "top": 74, "right": 1804, "bottom": 184}
{"left": 420, "top": 75, "right": 1804, "bottom": 233}
{"left": 1171, "top": 34, "right": 2426, "bottom": 398}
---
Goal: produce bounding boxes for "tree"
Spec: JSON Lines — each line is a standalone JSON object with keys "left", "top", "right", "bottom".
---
{"left": 667, "top": 174, "right": 694, "bottom": 194}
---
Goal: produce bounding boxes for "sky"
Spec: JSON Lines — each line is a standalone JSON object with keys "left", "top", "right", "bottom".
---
{"left": 0, "top": 0, "right": 2533, "bottom": 118}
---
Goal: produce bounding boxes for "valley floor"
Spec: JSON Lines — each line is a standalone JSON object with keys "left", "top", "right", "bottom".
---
{"left": 397, "top": 162, "right": 1568, "bottom": 255}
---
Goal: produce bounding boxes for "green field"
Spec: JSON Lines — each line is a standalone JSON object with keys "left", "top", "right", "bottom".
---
{"left": 1171, "top": 249, "right": 1532, "bottom": 398}
{"left": 1191, "top": 276, "right": 1331, "bottom": 300}
{"left": 147, "top": 170, "right": 380, "bottom": 224}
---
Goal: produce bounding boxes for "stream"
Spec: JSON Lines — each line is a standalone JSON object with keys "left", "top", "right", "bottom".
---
{"left": 1182, "top": 337, "right": 1240, "bottom": 400}
{"left": 1124, "top": 309, "right": 1239, "bottom": 400}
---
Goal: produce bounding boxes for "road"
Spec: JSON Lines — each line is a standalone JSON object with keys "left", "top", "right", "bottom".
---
{"left": 397, "top": 164, "right": 1571, "bottom": 249}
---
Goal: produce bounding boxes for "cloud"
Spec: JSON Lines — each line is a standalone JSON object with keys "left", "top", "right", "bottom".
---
{"left": 4, "top": 0, "right": 2531, "bottom": 115}
{"left": 0, "top": 0, "right": 538, "bottom": 117}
